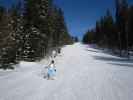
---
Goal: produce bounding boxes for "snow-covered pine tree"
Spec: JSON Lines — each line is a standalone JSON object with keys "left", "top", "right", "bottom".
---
{"left": 0, "top": 0, "right": 72, "bottom": 68}
{"left": 9, "top": 2, "right": 24, "bottom": 62}
{"left": 0, "top": 6, "right": 16, "bottom": 69}
{"left": 23, "top": 0, "right": 51, "bottom": 61}
{"left": 22, "top": 0, "right": 72, "bottom": 61}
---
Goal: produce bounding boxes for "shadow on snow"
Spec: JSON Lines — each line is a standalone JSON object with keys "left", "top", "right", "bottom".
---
{"left": 92, "top": 55, "right": 133, "bottom": 68}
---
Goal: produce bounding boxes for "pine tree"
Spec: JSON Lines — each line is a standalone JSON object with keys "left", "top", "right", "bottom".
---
{"left": 0, "top": 6, "right": 16, "bottom": 69}
{"left": 128, "top": 6, "right": 133, "bottom": 48}
{"left": 82, "top": 30, "right": 95, "bottom": 44}
{"left": 0, "top": 0, "right": 72, "bottom": 69}
{"left": 57, "top": 8, "right": 71, "bottom": 45}
{"left": 83, "top": 0, "right": 133, "bottom": 57}
{"left": 23, "top": 0, "right": 50, "bottom": 61}
{"left": 8, "top": 2, "right": 24, "bottom": 61}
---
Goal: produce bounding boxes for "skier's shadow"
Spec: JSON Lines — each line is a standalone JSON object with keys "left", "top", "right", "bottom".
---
{"left": 43, "top": 67, "right": 48, "bottom": 79}
{"left": 37, "top": 66, "right": 48, "bottom": 79}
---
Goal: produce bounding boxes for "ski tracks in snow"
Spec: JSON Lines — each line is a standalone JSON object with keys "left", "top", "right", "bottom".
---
{"left": 0, "top": 43, "right": 133, "bottom": 100}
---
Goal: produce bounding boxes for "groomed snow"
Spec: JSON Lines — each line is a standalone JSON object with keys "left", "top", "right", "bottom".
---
{"left": 0, "top": 43, "right": 133, "bottom": 100}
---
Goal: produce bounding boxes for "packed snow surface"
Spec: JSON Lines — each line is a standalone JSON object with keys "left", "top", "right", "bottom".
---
{"left": 0, "top": 43, "right": 133, "bottom": 100}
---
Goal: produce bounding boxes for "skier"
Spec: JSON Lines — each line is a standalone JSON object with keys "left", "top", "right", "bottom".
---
{"left": 52, "top": 50, "right": 57, "bottom": 58}
{"left": 57, "top": 47, "right": 61, "bottom": 54}
{"left": 47, "top": 60, "right": 56, "bottom": 80}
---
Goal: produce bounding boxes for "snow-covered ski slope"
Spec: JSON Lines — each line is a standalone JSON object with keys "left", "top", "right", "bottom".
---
{"left": 0, "top": 43, "right": 133, "bottom": 100}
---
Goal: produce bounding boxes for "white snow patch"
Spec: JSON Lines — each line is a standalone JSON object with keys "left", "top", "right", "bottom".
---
{"left": 0, "top": 43, "right": 133, "bottom": 100}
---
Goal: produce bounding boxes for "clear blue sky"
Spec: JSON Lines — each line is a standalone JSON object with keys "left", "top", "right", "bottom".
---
{"left": 1, "top": 0, "right": 133, "bottom": 39}
{"left": 54, "top": 0, "right": 133, "bottom": 39}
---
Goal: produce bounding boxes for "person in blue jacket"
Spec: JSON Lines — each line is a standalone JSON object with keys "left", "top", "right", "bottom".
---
{"left": 47, "top": 60, "right": 56, "bottom": 80}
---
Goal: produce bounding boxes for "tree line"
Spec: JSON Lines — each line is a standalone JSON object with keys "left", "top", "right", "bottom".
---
{"left": 83, "top": 0, "right": 133, "bottom": 57}
{"left": 0, "top": 0, "right": 73, "bottom": 69}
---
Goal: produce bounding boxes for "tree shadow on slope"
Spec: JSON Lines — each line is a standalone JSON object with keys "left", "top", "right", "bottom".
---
{"left": 108, "top": 63, "right": 133, "bottom": 67}
{"left": 92, "top": 55, "right": 133, "bottom": 67}
{"left": 86, "top": 49, "right": 100, "bottom": 53}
